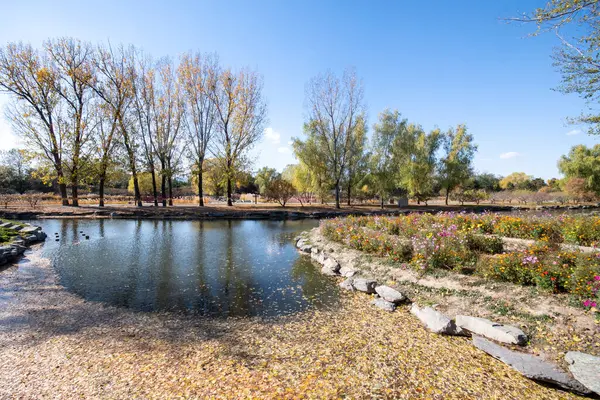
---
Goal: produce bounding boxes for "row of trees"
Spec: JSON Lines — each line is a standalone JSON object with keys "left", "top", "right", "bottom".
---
{"left": 290, "top": 70, "right": 478, "bottom": 208}
{"left": 0, "top": 38, "right": 266, "bottom": 207}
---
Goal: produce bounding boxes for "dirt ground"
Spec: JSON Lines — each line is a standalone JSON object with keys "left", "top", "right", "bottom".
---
{"left": 0, "top": 244, "right": 588, "bottom": 399}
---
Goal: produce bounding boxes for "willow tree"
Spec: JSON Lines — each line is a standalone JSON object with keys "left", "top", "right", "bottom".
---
{"left": 558, "top": 144, "right": 600, "bottom": 195}
{"left": 370, "top": 109, "right": 407, "bottom": 208}
{"left": 439, "top": 124, "right": 477, "bottom": 205}
{"left": 302, "top": 68, "right": 365, "bottom": 208}
{"left": 0, "top": 42, "right": 69, "bottom": 205}
{"left": 178, "top": 52, "right": 218, "bottom": 206}
{"left": 397, "top": 125, "right": 442, "bottom": 205}
{"left": 282, "top": 163, "right": 313, "bottom": 206}
{"left": 342, "top": 115, "right": 368, "bottom": 205}
{"left": 292, "top": 135, "right": 330, "bottom": 204}
{"left": 211, "top": 68, "right": 267, "bottom": 206}
{"left": 93, "top": 44, "right": 142, "bottom": 206}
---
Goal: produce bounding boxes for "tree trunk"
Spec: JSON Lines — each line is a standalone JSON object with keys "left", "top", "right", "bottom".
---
{"left": 132, "top": 175, "right": 142, "bottom": 207}
{"left": 71, "top": 183, "right": 79, "bottom": 207}
{"left": 99, "top": 177, "right": 105, "bottom": 207}
{"left": 56, "top": 163, "right": 69, "bottom": 206}
{"left": 197, "top": 169, "right": 204, "bottom": 206}
{"left": 168, "top": 174, "right": 173, "bottom": 206}
{"left": 380, "top": 196, "right": 384, "bottom": 209}
{"left": 335, "top": 184, "right": 340, "bottom": 209}
{"left": 151, "top": 168, "right": 158, "bottom": 207}
{"left": 347, "top": 185, "right": 351, "bottom": 206}
{"left": 119, "top": 118, "right": 141, "bottom": 207}
{"left": 161, "top": 173, "right": 167, "bottom": 207}
{"left": 227, "top": 177, "right": 233, "bottom": 207}
{"left": 445, "top": 189, "right": 450, "bottom": 206}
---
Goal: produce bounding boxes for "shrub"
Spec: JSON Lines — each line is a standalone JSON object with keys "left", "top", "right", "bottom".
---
{"left": 476, "top": 253, "right": 534, "bottom": 285}
{"left": 465, "top": 234, "right": 503, "bottom": 254}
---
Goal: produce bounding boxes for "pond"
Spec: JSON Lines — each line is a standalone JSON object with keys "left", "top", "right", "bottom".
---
{"left": 25, "top": 219, "right": 338, "bottom": 317}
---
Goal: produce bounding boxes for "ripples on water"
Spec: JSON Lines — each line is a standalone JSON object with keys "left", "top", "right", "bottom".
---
{"left": 29, "top": 219, "right": 339, "bottom": 317}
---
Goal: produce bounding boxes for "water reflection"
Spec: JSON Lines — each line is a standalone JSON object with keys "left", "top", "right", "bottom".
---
{"left": 30, "top": 219, "right": 338, "bottom": 317}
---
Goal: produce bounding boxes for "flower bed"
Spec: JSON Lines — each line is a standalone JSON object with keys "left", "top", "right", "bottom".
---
{"left": 335, "top": 212, "right": 600, "bottom": 246}
{"left": 321, "top": 213, "right": 600, "bottom": 304}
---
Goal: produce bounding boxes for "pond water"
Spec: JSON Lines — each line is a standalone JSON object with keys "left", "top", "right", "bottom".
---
{"left": 27, "top": 219, "right": 338, "bottom": 317}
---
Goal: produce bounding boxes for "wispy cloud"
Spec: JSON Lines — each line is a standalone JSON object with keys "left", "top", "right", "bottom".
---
{"left": 566, "top": 129, "right": 581, "bottom": 136}
{"left": 277, "top": 147, "right": 290, "bottom": 154}
{"left": 499, "top": 152, "right": 521, "bottom": 159}
{"left": 264, "top": 127, "right": 281, "bottom": 144}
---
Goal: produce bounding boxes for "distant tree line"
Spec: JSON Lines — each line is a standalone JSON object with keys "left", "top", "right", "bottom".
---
{"left": 0, "top": 38, "right": 266, "bottom": 207}
{"left": 2, "top": 38, "right": 598, "bottom": 208}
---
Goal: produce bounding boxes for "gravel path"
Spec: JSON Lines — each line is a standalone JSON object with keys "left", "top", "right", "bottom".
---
{"left": 0, "top": 246, "right": 585, "bottom": 399}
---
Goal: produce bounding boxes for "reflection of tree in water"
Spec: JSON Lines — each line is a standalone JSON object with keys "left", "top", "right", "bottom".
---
{"left": 290, "top": 257, "right": 339, "bottom": 308}
{"left": 218, "top": 220, "right": 261, "bottom": 317}
{"left": 46, "top": 219, "right": 329, "bottom": 317}
{"left": 156, "top": 220, "right": 177, "bottom": 311}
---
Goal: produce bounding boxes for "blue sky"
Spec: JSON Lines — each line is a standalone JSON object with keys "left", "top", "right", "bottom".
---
{"left": 0, "top": 0, "right": 598, "bottom": 179}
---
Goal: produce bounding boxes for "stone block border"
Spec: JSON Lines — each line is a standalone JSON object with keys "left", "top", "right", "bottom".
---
{"left": 294, "top": 227, "right": 600, "bottom": 397}
{"left": 0, "top": 221, "right": 47, "bottom": 266}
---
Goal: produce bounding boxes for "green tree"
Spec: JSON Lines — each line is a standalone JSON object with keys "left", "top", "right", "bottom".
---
{"left": 128, "top": 172, "right": 155, "bottom": 197}
{"left": 370, "top": 110, "right": 406, "bottom": 208}
{"left": 558, "top": 143, "right": 600, "bottom": 194}
{"left": 282, "top": 163, "right": 313, "bottom": 206}
{"left": 254, "top": 167, "right": 280, "bottom": 196}
{"left": 397, "top": 125, "right": 442, "bottom": 205}
{"left": 190, "top": 158, "right": 226, "bottom": 197}
{"left": 439, "top": 124, "right": 477, "bottom": 205}
{"left": 264, "top": 178, "right": 296, "bottom": 207}
{"left": 292, "top": 135, "right": 330, "bottom": 204}
{"left": 342, "top": 115, "right": 369, "bottom": 205}
{"left": 472, "top": 173, "right": 501, "bottom": 192}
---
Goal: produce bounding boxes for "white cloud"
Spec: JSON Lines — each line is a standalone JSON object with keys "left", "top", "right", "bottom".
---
{"left": 287, "top": 140, "right": 293, "bottom": 145}
{"left": 277, "top": 147, "right": 290, "bottom": 154}
{"left": 499, "top": 152, "right": 521, "bottom": 159}
{"left": 566, "top": 129, "right": 581, "bottom": 136}
{"left": 264, "top": 127, "right": 281, "bottom": 144}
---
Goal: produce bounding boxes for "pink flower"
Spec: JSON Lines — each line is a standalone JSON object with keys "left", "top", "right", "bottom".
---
{"left": 583, "top": 299, "right": 597, "bottom": 308}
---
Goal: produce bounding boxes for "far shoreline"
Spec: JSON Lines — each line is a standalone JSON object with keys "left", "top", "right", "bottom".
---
{"left": 0, "top": 202, "right": 596, "bottom": 221}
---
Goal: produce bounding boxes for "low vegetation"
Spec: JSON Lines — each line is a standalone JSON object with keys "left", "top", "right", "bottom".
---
{"left": 321, "top": 213, "right": 600, "bottom": 312}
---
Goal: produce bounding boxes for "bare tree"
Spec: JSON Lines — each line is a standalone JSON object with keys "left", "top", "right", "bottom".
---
{"left": 178, "top": 52, "right": 218, "bottom": 206}
{"left": 46, "top": 37, "right": 96, "bottom": 207}
{"left": 92, "top": 43, "right": 143, "bottom": 207}
{"left": 132, "top": 52, "right": 159, "bottom": 206}
{"left": 91, "top": 103, "right": 120, "bottom": 206}
{"left": 211, "top": 68, "right": 267, "bottom": 206}
{"left": 0, "top": 42, "right": 70, "bottom": 205}
{"left": 304, "top": 68, "right": 365, "bottom": 209}
{"left": 153, "top": 58, "right": 184, "bottom": 206}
